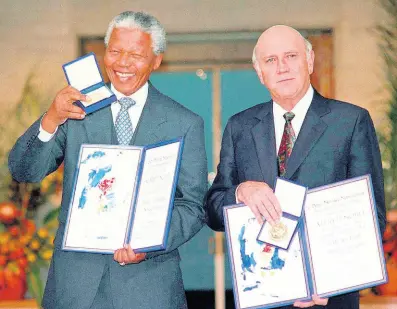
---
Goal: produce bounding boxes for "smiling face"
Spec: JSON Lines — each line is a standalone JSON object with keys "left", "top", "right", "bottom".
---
{"left": 104, "top": 27, "right": 163, "bottom": 96}
{"left": 253, "top": 26, "right": 314, "bottom": 109}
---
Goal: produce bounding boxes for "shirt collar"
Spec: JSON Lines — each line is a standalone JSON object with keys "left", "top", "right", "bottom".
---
{"left": 273, "top": 85, "right": 314, "bottom": 119}
{"left": 111, "top": 82, "right": 149, "bottom": 107}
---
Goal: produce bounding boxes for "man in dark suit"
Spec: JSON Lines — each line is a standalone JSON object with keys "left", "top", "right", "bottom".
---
{"left": 9, "top": 11, "right": 207, "bottom": 309}
{"left": 205, "top": 25, "right": 385, "bottom": 308}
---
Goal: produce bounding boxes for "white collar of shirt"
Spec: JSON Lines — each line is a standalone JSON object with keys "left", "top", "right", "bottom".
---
{"left": 273, "top": 85, "right": 314, "bottom": 151}
{"left": 110, "top": 82, "right": 149, "bottom": 127}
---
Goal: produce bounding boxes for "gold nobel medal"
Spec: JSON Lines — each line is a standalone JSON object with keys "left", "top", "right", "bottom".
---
{"left": 269, "top": 222, "right": 288, "bottom": 241}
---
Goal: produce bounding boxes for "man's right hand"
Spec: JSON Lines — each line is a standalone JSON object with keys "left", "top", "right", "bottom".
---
{"left": 42, "top": 86, "right": 89, "bottom": 133}
{"left": 236, "top": 181, "right": 282, "bottom": 225}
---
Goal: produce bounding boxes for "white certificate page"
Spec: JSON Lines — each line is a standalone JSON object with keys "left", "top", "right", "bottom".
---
{"left": 304, "top": 176, "right": 386, "bottom": 296}
{"left": 225, "top": 205, "right": 309, "bottom": 309}
{"left": 129, "top": 141, "right": 181, "bottom": 250}
{"left": 63, "top": 146, "right": 142, "bottom": 253}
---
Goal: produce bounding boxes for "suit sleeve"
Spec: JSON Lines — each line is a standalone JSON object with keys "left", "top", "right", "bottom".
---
{"left": 146, "top": 117, "right": 208, "bottom": 259}
{"left": 347, "top": 109, "right": 386, "bottom": 235}
{"left": 8, "top": 117, "right": 66, "bottom": 183}
{"left": 204, "top": 120, "right": 240, "bottom": 232}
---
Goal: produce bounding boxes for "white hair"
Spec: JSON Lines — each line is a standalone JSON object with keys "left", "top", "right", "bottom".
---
{"left": 104, "top": 11, "right": 166, "bottom": 55}
{"left": 252, "top": 33, "right": 313, "bottom": 64}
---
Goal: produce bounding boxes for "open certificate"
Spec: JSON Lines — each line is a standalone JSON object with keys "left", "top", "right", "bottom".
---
{"left": 224, "top": 174, "right": 387, "bottom": 309}
{"left": 62, "top": 137, "right": 183, "bottom": 254}
{"left": 303, "top": 174, "right": 387, "bottom": 298}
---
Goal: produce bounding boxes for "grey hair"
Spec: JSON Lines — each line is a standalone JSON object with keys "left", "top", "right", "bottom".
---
{"left": 104, "top": 11, "right": 166, "bottom": 55}
{"left": 252, "top": 36, "right": 313, "bottom": 64}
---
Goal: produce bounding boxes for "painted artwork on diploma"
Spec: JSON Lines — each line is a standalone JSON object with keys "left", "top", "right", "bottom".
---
{"left": 224, "top": 205, "right": 310, "bottom": 309}
{"left": 63, "top": 145, "right": 142, "bottom": 252}
{"left": 78, "top": 150, "right": 116, "bottom": 212}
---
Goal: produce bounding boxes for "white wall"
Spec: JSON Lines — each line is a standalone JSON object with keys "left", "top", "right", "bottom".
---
{"left": 0, "top": 0, "right": 387, "bottom": 124}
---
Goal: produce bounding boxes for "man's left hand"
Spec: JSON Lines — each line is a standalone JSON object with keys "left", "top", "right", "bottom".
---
{"left": 294, "top": 295, "right": 328, "bottom": 307}
{"left": 114, "top": 244, "right": 146, "bottom": 266}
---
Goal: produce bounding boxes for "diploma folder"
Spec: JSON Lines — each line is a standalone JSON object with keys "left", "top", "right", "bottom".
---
{"left": 62, "top": 137, "right": 183, "bottom": 254}
{"left": 224, "top": 175, "right": 387, "bottom": 309}
{"left": 62, "top": 52, "right": 116, "bottom": 114}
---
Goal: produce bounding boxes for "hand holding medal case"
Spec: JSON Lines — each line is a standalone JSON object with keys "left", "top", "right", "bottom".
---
{"left": 62, "top": 52, "right": 116, "bottom": 114}
{"left": 257, "top": 178, "right": 306, "bottom": 249}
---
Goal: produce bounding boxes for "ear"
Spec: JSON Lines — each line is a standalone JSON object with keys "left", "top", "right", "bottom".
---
{"left": 153, "top": 54, "right": 163, "bottom": 71}
{"left": 307, "top": 50, "right": 315, "bottom": 75}
{"left": 253, "top": 62, "right": 265, "bottom": 85}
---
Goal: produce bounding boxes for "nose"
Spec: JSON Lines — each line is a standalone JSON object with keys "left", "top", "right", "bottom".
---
{"left": 117, "top": 52, "right": 132, "bottom": 67}
{"left": 277, "top": 58, "right": 289, "bottom": 74}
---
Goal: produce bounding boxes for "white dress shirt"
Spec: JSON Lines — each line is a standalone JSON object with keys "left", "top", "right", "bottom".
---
{"left": 38, "top": 82, "right": 149, "bottom": 141}
{"left": 273, "top": 85, "right": 314, "bottom": 151}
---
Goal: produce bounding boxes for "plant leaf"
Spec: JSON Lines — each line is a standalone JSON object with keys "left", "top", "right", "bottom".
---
{"left": 26, "top": 264, "right": 44, "bottom": 307}
{"left": 43, "top": 207, "right": 60, "bottom": 225}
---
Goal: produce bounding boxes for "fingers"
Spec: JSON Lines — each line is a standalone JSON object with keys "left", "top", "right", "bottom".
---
{"left": 47, "top": 86, "right": 88, "bottom": 126}
{"left": 249, "top": 200, "right": 276, "bottom": 225}
{"left": 312, "top": 295, "right": 328, "bottom": 306}
{"left": 113, "top": 248, "right": 124, "bottom": 263}
{"left": 248, "top": 203, "right": 263, "bottom": 225}
{"left": 62, "top": 86, "right": 85, "bottom": 101}
{"left": 265, "top": 188, "right": 282, "bottom": 218}
{"left": 67, "top": 108, "right": 86, "bottom": 119}
{"left": 238, "top": 181, "right": 282, "bottom": 225}
{"left": 257, "top": 195, "right": 280, "bottom": 225}
{"left": 59, "top": 86, "right": 88, "bottom": 118}
{"left": 113, "top": 245, "right": 146, "bottom": 265}
{"left": 114, "top": 248, "right": 130, "bottom": 265}
{"left": 124, "top": 244, "right": 137, "bottom": 261}
{"left": 114, "top": 247, "right": 132, "bottom": 264}
{"left": 293, "top": 295, "right": 328, "bottom": 308}
{"left": 293, "top": 300, "right": 315, "bottom": 308}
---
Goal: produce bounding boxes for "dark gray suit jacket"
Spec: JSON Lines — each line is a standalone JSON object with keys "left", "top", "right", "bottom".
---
{"left": 205, "top": 90, "right": 385, "bottom": 309}
{"left": 9, "top": 83, "right": 208, "bottom": 309}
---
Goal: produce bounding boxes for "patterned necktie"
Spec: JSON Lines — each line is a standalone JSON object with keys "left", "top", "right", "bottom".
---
{"left": 277, "top": 112, "right": 296, "bottom": 177}
{"left": 115, "top": 97, "right": 135, "bottom": 145}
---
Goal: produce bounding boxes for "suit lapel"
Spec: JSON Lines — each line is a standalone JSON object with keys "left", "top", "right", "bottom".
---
{"left": 251, "top": 102, "right": 278, "bottom": 186}
{"left": 83, "top": 105, "right": 113, "bottom": 144}
{"left": 133, "top": 83, "right": 167, "bottom": 145}
{"left": 284, "top": 91, "right": 330, "bottom": 179}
